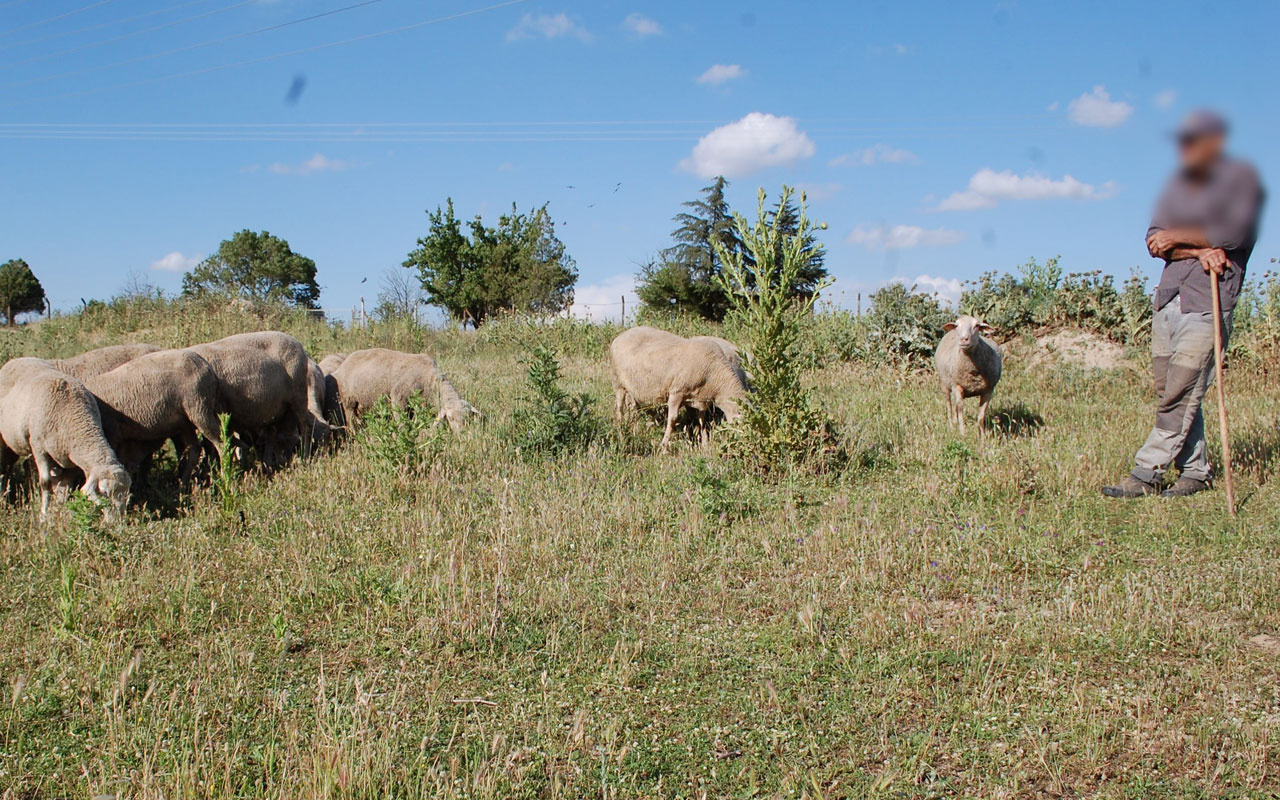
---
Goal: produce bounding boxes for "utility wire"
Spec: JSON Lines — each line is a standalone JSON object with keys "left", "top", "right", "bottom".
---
{"left": 0, "top": 0, "right": 123, "bottom": 40}
{"left": 2, "top": 0, "right": 397, "bottom": 90}
{"left": 4, "top": 0, "right": 528, "bottom": 106}
{"left": 1, "top": 0, "right": 264, "bottom": 68}
{"left": 0, "top": 0, "right": 224, "bottom": 53}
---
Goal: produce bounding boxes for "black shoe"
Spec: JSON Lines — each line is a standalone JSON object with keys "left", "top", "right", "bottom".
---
{"left": 1101, "top": 476, "right": 1159, "bottom": 498}
{"left": 1161, "top": 477, "right": 1211, "bottom": 497}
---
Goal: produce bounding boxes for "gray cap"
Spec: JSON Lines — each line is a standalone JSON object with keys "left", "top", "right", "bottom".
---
{"left": 1176, "top": 109, "right": 1228, "bottom": 141}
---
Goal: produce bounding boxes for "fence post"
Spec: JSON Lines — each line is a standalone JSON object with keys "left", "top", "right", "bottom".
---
{"left": 620, "top": 295, "right": 626, "bottom": 327}
{"left": 857, "top": 292, "right": 862, "bottom": 317}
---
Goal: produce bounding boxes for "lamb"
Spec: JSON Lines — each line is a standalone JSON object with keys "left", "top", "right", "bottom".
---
{"left": 609, "top": 326, "right": 749, "bottom": 450}
{"left": 934, "top": 315, "right": 1002, "bottom": 435}
{"left": 0, "top": 358, "right": 130, "bottom": 521}
{"left": 84, "top": 349, "right": 236, "bottom": 481}
{"left": 328, "top": 348, "right": 479, "bottom": 431}
{"left": 53, "top": 343, "right": 161, "bottom": 381}
{"left": 187, "top": 332, "right": 332, "bottom": 465}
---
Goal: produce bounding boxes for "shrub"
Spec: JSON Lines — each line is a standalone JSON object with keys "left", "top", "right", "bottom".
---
{"left": 859, "top": 283, "right": 952, "bottom": 369}
{"left": 714, "top": 187, "right": 842, "bottom": 473}
{"left": 961, "top": 256, "right": 1062, "bottom": 335}
{"left": 506, "top": 344, "right": 602, "bottom": 457}
{"left": 360, "top": 394, "right": 444, "bottom": 476}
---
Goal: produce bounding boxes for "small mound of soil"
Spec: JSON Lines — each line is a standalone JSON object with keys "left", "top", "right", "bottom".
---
{"left": 1032, "top": 329, "right": 1127, "bottom": 370}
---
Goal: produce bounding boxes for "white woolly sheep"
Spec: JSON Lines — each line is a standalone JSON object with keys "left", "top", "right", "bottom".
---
{"left": 187, "top": 331, "right": 332, "bottom": 466}
{"left": 609, "top": 326, "right": 748, "bottom": 450}
{"left": 0, "top": 358, "right": 131, "bottom": 521}
{"left": 53, "top": 343, "right": 161, "bottom": 381}
{"left": 84, "top": 349, "right": 237, "bottom": 482}
{"left": 934, "top": 315, "right": 1002, "bottom": 434}
{"left": 329, "top": 348, "right": 479, "bottom": 431}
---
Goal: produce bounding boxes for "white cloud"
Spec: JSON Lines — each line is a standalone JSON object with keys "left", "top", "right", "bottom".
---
{"left": 622, "top": 12, "right": 662, "bottom": 37}
{"left": 1067, "top": 85, "right": 1133, "bottom": 127}
{"left": 679, "top": 112, "right": 815, "bottom": 178}
{"left": 828, "top": 143, "right": 918, "bottom": 167}
{"left": 846, "top": 224, "right": 964, "bottom": 250}
{"left": 892, "top": 274, "right": 964, "bottom": 307}
{"left": 150, "top": 251, "right": 200, "bottom": 272}
{"left": 937, "top": 168, "right": 1117, "bottom": 211}
{"left": 1154, "top": 89, "right": 1177, "bottom": 108}
{"left": 506, "top": 12, "right": 592, "bottom": 43}
{"left": 569, "top": 274, "right": 638, "bottom": 322}
{"left": 267, "top": 153, "right": 349, "bottom": 176}
{"left": 697, "top": 63, "right": 745, "bottom": 86}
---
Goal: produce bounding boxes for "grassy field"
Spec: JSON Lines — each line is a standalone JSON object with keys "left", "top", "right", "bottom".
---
{"left": 1, "top": 303, "right": 1279, "bottom": 799}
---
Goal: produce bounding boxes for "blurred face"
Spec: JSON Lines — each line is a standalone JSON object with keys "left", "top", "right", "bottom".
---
{"left": 1179, "top": 132, "right": 1224, "bottom": 172}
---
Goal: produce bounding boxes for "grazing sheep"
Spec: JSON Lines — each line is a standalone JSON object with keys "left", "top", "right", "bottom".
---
{"left": 329, "top": 348, "right": 479, "bottom": 431}
{"left": 934, "top": 315, "right": 1002, "bottom": 435}
{"left": 84, "top": 349, "right": 236, "bottom": 481}
{"left": 53, "top": 343, "right": 161, "bottom": 381}
{"left": 318, "top": 353, "right": 347, "bottom": 375}
{"left": 609, "top": 326, "right": 748, "bottom": 450}
{"left": 0, "top": 358, "right": 130, "bottom": 521}
{"left": 187, "top": 332, "right": 332, "bottom": 465}
{"left": 691, "top": 335, "right": 744, "bottom": 371}
{"left": 316, "top": 354, "right": 346, "bottom": 425}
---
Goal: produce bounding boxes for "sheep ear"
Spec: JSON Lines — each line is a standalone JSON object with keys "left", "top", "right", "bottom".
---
{"left": 943, "top": 322, "right": 957, "bottom": 332}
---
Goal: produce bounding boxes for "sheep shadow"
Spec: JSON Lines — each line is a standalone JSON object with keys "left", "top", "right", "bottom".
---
{"left": 987, "top": 403, "right": 1046, "bottom": 439}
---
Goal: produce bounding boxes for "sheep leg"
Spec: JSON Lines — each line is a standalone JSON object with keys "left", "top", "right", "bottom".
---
{"left": 950, "top": 385, "right": 966, "bottom": 435}
{"left": 943, "top": 390, "right": 955, "bottom": 429}
{"left": 977, "top": 390, "right": 993, "bottom": 439}
{"left": 613, "top": 387, "right": 627, "bottom": 424}
{"left": 697, "top": 407, "right": 711, "bottom": 447}
{"left": 34, "top": 453, "right": 56, "bottom": 521}
{"left": 661, "top": 392, "right": 684, "bottom": 452}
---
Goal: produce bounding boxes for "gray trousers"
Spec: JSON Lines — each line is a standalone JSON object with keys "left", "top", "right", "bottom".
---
{"left": 1131, "top": 295, "right": 1232, "bottom": 484}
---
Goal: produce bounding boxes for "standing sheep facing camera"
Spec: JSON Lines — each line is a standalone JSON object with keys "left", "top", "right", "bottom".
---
{"left": 329, "top": 348, "right": 480, "bottom": 431}
{"left": 609, "top": 326, "right": 749, "bottom": 450}
{"left": 0, "top": 358, "right": 130, "bottom": 521}
{"left": 934, "top": 315, "right": 1002, "bottom": 435}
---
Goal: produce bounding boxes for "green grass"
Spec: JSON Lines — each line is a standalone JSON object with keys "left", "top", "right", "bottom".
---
{"left": 1, "top": 304, "right": 1279, "bottom": 798}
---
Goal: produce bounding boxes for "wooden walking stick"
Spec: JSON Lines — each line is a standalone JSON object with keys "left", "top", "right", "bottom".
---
{"left": 1210, "top": 270, "right": 1236, "bottom": 516}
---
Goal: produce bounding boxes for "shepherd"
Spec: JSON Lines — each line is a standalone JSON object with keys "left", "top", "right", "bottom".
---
{"left": 1103, "top": 110, "right": 1265, "bottom": 499}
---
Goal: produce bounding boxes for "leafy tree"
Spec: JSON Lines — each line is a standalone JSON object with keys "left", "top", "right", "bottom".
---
{"left": 637, "top": 177, "right": 745, "bottom": 320}
{"left": 404, "top": 200, "right": 576, "bottom": 327}
{"left": 0, "top": 258, "right": 46, "bottom": 326}
{"left": 181, "top": 230, "right": 319, "bottom": 309}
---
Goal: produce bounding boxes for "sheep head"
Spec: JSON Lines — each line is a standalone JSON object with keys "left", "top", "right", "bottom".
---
{"left": 943, "top": 315, "right": 993, "bottom": 352}
{"left": 435, "top": 401, "right": 482, "bottom": 432}
{"left": 83, "top": 467, "right": 131, "bottom": 523}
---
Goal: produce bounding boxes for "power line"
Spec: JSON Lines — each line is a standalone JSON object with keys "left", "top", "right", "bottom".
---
{"left": 1, "top": 0, "right": 263, "bottom": 69}
{"left": 5, "top": 0, "right": 528, "bottom": 107}
{"left": 0, "top": 0, "right": 225, "bottom": 53}
{"left": 2, "top": 0, "right": 397, "bottom": 90}
{"left": 0, "top": 0, "right": 123, "bottom": 40}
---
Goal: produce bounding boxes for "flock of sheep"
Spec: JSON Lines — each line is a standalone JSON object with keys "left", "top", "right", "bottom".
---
{"left": 0, "top": 313, "right": 1000, "bottom": 524}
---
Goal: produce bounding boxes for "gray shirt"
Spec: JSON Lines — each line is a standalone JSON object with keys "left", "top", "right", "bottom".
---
{"left": 1147, "top": 157, "right": 1264, "bottom": 313}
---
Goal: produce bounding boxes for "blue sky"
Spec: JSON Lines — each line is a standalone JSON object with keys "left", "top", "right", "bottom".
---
{"left": 2, "top": 0, "right": 1277, "bottom": 319}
